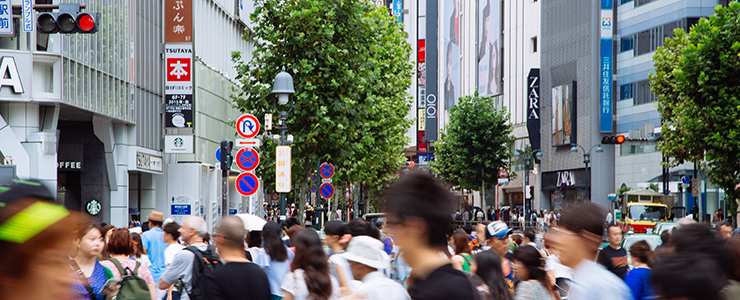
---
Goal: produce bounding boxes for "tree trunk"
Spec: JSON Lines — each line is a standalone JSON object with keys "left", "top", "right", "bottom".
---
{"left": 481, "top": 168, "right": 486, "bottom": 220}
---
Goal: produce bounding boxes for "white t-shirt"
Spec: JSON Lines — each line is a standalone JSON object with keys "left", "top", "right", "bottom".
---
{"left": 164, "top": 243, "right": 185, "bottom": 267}
{"left": 161, "top": 244, "right": 209, "bottom": 300}
{"left": 281, "top": 269, "right": 341, "bottom": 300}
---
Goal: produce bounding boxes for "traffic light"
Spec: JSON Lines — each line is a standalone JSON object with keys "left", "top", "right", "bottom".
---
{"left": 525, "top": 185, "right": 534, "bottom": 200}
{"left": 601, "top": 135, "right": 626, "bottom": 145}
{"left": 37, "top": 4, "right": 99, "bottom": 34}
{"left": 220, "top": 140, "right": 233, "bottom": 171}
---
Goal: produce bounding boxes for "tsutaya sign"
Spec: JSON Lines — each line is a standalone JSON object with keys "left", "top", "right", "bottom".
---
{"left": 0, "top": 56, "right": 24, "bottom": 94}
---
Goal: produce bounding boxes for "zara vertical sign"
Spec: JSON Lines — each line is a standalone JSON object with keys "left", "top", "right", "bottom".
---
{"left": 527, "top": 69, "right": 541, "bottom": 151}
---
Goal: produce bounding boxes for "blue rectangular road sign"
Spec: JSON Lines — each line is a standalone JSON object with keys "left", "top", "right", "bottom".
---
{"left": 171, "top": 204, "right": 192, "bottom": 215}
{"left": 0, "top": 0, "right": 12, "bottom": 35}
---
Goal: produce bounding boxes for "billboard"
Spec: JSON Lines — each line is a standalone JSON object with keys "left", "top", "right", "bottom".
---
{"left": 443, "top": 0, "right": 460, "bottom": 110}
{"left": 478, "top": 0, "right": 501, "bottom": 97}
{"left": 551, "top": 82, "right": 577, "bottom": 147}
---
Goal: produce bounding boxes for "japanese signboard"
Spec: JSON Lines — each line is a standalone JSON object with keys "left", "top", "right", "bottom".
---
{"left": 600, "top": 0, "right": 613, "bottom": 132}
{"left": 164, "top": 44, "right": 193, "bottom": 128}
{"left": 165, "top": 0, "right": 192, "bottom": 43}
{"left": 0, "top": 0, "right": 12, "bottom": 35}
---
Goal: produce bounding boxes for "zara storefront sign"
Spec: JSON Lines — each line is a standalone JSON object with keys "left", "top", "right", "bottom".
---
{"left": 556, "top": 171, "right": 575, "bottom": 186}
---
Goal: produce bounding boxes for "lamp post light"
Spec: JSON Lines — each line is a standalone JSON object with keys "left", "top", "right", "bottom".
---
{"left": 513, "top": 149, "right": 542, "bottom": 230}
{"left": 569, "top": 143, "right": 603, "bottom": 201}
{"left": 271, "top": 67, "right": 295, "bottom": 223}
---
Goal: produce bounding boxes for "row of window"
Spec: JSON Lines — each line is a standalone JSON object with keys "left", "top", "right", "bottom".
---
{"left": 619, "top": 79, "right": 657, "bottom": 105}
{"left": 620, "top": 18, "right": 698, "bottom": 56}
{"left": 621, "top": 0, "right": 660, "bottom": 7}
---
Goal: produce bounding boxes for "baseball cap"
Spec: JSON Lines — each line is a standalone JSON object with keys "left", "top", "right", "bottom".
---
{"left": 486, "top": 221, "right": 512, "bottom": 239}
{"left": 342, "top": 236, "right": 387, "bottom": 269}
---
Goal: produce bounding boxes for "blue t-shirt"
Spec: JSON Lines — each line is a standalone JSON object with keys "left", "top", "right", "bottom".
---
{"left": 255, "top": 247, "right": 295, "bottom": 297}
{"left": 141, "top": 227, "right": 166, "bottom": 282}
{"left": 70, "top": 261, "right": 109, "bottom": 300}
{"left": 625, "top": 267, "right": 656, "bottom": 300}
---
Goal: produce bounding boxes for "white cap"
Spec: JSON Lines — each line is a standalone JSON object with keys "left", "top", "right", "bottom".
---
{"left": 342, "top": 236, "right": 387, "bottom": 269}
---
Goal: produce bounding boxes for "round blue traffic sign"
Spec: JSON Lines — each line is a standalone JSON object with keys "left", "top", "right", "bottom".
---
{"left": 236, "top": 148, "right": 260, "bottom": 171}
{"left": 320, "top": 163, "right": 335, "bottom": 179}
{"left": 216, "top": 148, "right": 222, "bottom": 162}
{"left": 320, "top": 183, "right": 334, "bottom": 198}
{"left": 681, "top": 176, "right": 690, "bottom": 184}
{"left": 311, "top": 185, "right": 317, "bottom": 193}
{"left": 235, "top": 172, "right": 259, "bottom": 196}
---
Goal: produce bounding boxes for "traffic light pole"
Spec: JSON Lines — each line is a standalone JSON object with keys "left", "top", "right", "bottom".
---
{"left": 220, "top": 140, "right": 233, "bottom": 218}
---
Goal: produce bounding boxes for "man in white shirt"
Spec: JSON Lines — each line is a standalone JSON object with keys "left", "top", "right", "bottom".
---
{"left": 343, "top": 236, "right": 410, "bottom": 300}
{"left": 159, "top": 216, "right": 216, "bottom": 300}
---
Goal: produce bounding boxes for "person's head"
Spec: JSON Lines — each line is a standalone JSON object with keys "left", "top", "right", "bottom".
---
{"left": 474, "top": 250, "right": 513, "bottom": 300}
{"left": 131, "top": 232, "right": 145, "bottom": 258}
{"left": 383, "top": 171, "right": 454, "bottom": 254}
{"left": 347, "top": 218, "right": 380, "bottom": 239}
{"left": 717, "top": 221, "right": 732, "bottom": 240}
{"left": 75, "top": 221, "right": 105, "bottom": 258}
{"left": 485, "top": 221, "right": 512, "bottom": 256}
{"left": 324, "top": 221, "right": 350, "bottom": 250}
{"left": 548, "top": 203, "right": 605, "bottom": 268}
{"left": 475, "top": 221, "right": 490, "bottom": 246}
{"left": 286, "top": 224, "right": 302, "bottom": 246}
{"left": 523, "top": 229, "right": 535, "bottom": 244}
{"left": 628, "top": 240, "right": 653, "bottom": 266}
{"left": 163, "top": 222, "right": 181, "bottom": 244}
{"left": 463, "top": 224, "right": 473, "bottom": 235}
{"left": 724, "top": 235, "right": 740, "bottom": 282}
{"left": 261, "top": 221, "right": 288, "bottom": 262}
{"left": 147, "top": 211, "right": 164, "bottom": 228}
{"left": 512, "top": 246, "right": 547, "bottom": 287}
{"left": 214, "top": 216, "right": 246, "bottom": 252}
{"left": 606, "top": 224, "right": 623, "bottom": 247}
{"left": 246, "top": 231, "right": 262, "bottom": 248}
{"left": 510, "top": 234, "right": 522, "bottom": 246}
{"left": 659, "top": 230, "right": 672, "bottom": 245}
{"left": 343, "top": 236, "right": 387, "bottom": 280}
{"left": 282, "top": 217, "right": 301, "bottom": 233}
{"left": 452, "top": 231, "right": 471, "bottom": 255}
{"left": 178, "top": 216, "right": 207, "bottom": 245}
{"left": 106, "top": 228, "right": 134, "bottom": 256}
{"left": 291, "top": 229, "right": 332, "bottom": 300}
{"left": 101, "top": 224, "right": 115, "bottom": 244}
{"left": 652, "top": 254, "right": 722, "bottom": 300}
{"left": 671, "top": 223, "right": 726, "bottom": 273}
{"left": 0, "top": 196, "right": 79, "bottom": 300}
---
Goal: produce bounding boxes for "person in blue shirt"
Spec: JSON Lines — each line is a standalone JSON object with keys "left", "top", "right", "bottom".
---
{"left": 141, "top": 211, "right": 167, "bottom": 299}
{"left": 624, "top": 240, "right": 656, "bottom": 300}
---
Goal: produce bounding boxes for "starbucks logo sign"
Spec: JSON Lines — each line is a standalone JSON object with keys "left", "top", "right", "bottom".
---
{"left": 86, "top": 199, "right": 101, "bottom": 215}
{"left": 174, "top": 137, "right": 184, "bottom": 148}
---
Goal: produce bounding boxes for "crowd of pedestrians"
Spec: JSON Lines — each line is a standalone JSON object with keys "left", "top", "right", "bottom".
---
{"left": 2, "top": 173, "right": 740, "bottom": 300}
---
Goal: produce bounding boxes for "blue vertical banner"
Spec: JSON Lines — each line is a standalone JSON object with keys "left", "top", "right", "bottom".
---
{"left": 600, "top": 0, "right": 613, "bottom": 132}
{"left": 22, "top": 0, "right": 33, "bottom": 32}
{"left": 393, "top": 0, "right": 403, "bottom": 23}
{"left": 0, "top": 0, "right": 12, "bottom": 35}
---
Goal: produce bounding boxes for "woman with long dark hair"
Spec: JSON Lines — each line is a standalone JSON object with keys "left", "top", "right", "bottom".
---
{"left": 474, "top": 250, "right": 513, "bottom": 300}
{"left": 450, "top": 231, "right": 474, "bottom": 273}
{"left": 511, "top": 246, "right": 552, "bottom": 300}
{"left": 281, "top": 229, "right": 340, "bottom": 300}
{"left": 256, "top": 221, "right": 295, "bottom": 300}
{"left": 129, "top": 232, "right": 152, "bottom": 269}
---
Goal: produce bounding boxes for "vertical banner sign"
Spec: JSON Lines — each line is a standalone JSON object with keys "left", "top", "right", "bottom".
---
{"left": 417, "top": 39, "right": 427, "bottom": 152}
{"left": 443, "top": 0, "right": 460, "bottom": 110}
{"left": 0, "top": 0, "right": 12, "bottom": 35}
{"left": 478, "top": 0, "right": 502, "bottom": 97}
{"left": 393, "top": 0, "right": 403, "bottom": 23}
{"left": 164, "top": 0, "right": 193, "bottom": 129}
{"left": 276, "top": 146, "right": 292, "bottom": 193}
{"left": 22, "top": 0, "right": 33, "bottom": 32}
{"left": 600, "top": 0, "right": 613, "bottom": 132}
{"left": 527, "top": 69, "right": 541, "bottom": 151}
{"left": 424, "top": 0, "right": 438, "bottom": 141}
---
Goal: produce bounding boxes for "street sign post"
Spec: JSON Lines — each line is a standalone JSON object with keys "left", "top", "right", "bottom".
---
{"left": 320, "top": 163, "right": 335, "bottom": 179}
{"left": 276, "top": 146, "right": 291, "bottom": 192}
{"left": 235, "top": 148, "right": 260, "bottom": 172}
{"left": 235, "top": 172, "right": 259, "bottom": 196}
{"left": 320, "top": 183, "right": 335, "bottom": 199}
{"left": 236, "top": 114, "right": 260, "bottom": 139}
{"left": 271, "top": 193, "right": 279, "bottom": 201}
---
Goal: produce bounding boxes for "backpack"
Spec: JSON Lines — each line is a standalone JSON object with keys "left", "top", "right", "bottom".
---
{"left": 106, "top": 258, "right": 151, "bottom": 300}
{"left": 184, "top": 245, "right": 223, "bottom": 300}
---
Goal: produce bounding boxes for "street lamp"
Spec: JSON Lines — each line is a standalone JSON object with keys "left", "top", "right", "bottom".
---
{"left": 271, "top": 67, "right": 295, "bottom": 222}
{"left": 513, "top": 149, "right": 542, "bottom": 230}
{"left": 569, "top": 143, "right": 603, "bottom": 200}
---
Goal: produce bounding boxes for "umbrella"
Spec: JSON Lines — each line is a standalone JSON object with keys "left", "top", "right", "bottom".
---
{"left": 236, "top": 213, "right": 267, "bottom": 231}
{"left": 129, "top": 208, "right": 140, "bottom": 215}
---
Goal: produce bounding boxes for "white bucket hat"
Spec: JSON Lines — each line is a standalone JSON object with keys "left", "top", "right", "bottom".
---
{"left": 342, "top": 236, "right": 387, "bottom": 269}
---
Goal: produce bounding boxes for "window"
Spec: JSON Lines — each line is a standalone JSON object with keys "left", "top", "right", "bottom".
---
{"left": 635, "top": 80, "right": 656, "bottom": 105}
{"left": 636, "top": 30, "right": 651, "bottom": 55}
{"left": 635, "top": 0, "right": 658, "bottom": 7}
{"left": 620, "top": 37, "right": 634, "bottom": 53}
{"left": 531, "top": 36, "right": 538, "bottom": 53}
{"left": 620, "top": 83, "right": 633, "bottom": 101}
{"left": 621, "top": 0, "right": 634, "bottom": 4}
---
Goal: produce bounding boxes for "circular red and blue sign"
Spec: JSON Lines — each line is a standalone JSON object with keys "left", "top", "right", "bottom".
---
{"left": 310, "top": 185, "right": 317, "bottom": 193}
{"left": 236, "top": 114, "right": 260, "bottom": 139}
{"left": 319, "top": 163, "right": 335, "bottom": 179}
{"left": 320, "top": 183, "right": 334, "bottom": 198}
{"left": 235, "top": 148, "right": 260, "bottom": 172}
{"left": 235, "top": 172, "right": 259, "bottom": 196}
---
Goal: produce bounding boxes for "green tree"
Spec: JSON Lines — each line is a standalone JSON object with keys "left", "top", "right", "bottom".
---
{"left": 231, "top": 0, "right": 413, "bottom": 216}
{"left": 430, "top": 92, "right": 515, "bottom": 208}
{"left": 650, "top": 3, "right": 740, "bottom": 215}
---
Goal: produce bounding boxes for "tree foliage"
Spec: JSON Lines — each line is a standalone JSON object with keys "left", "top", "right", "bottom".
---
{"left": 650, "top": 3, "right": 740, "bottom": 214}
{"left": 231, "top": 0, "right": 413, "bottom": 209}
{"left": 431, "top": 92, "right": 515, "bottom": 193}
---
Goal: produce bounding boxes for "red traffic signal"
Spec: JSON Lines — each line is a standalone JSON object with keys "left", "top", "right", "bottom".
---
{"left": 37, "top": 4, "right": 99, "bottom": 34}
{"left": 601, "top": 135, "right": 626, "bottom": 145}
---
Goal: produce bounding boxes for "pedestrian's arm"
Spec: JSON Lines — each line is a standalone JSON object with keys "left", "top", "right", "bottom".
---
{"left": 159, "top": 251, "right": 189, "bottom": 290}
